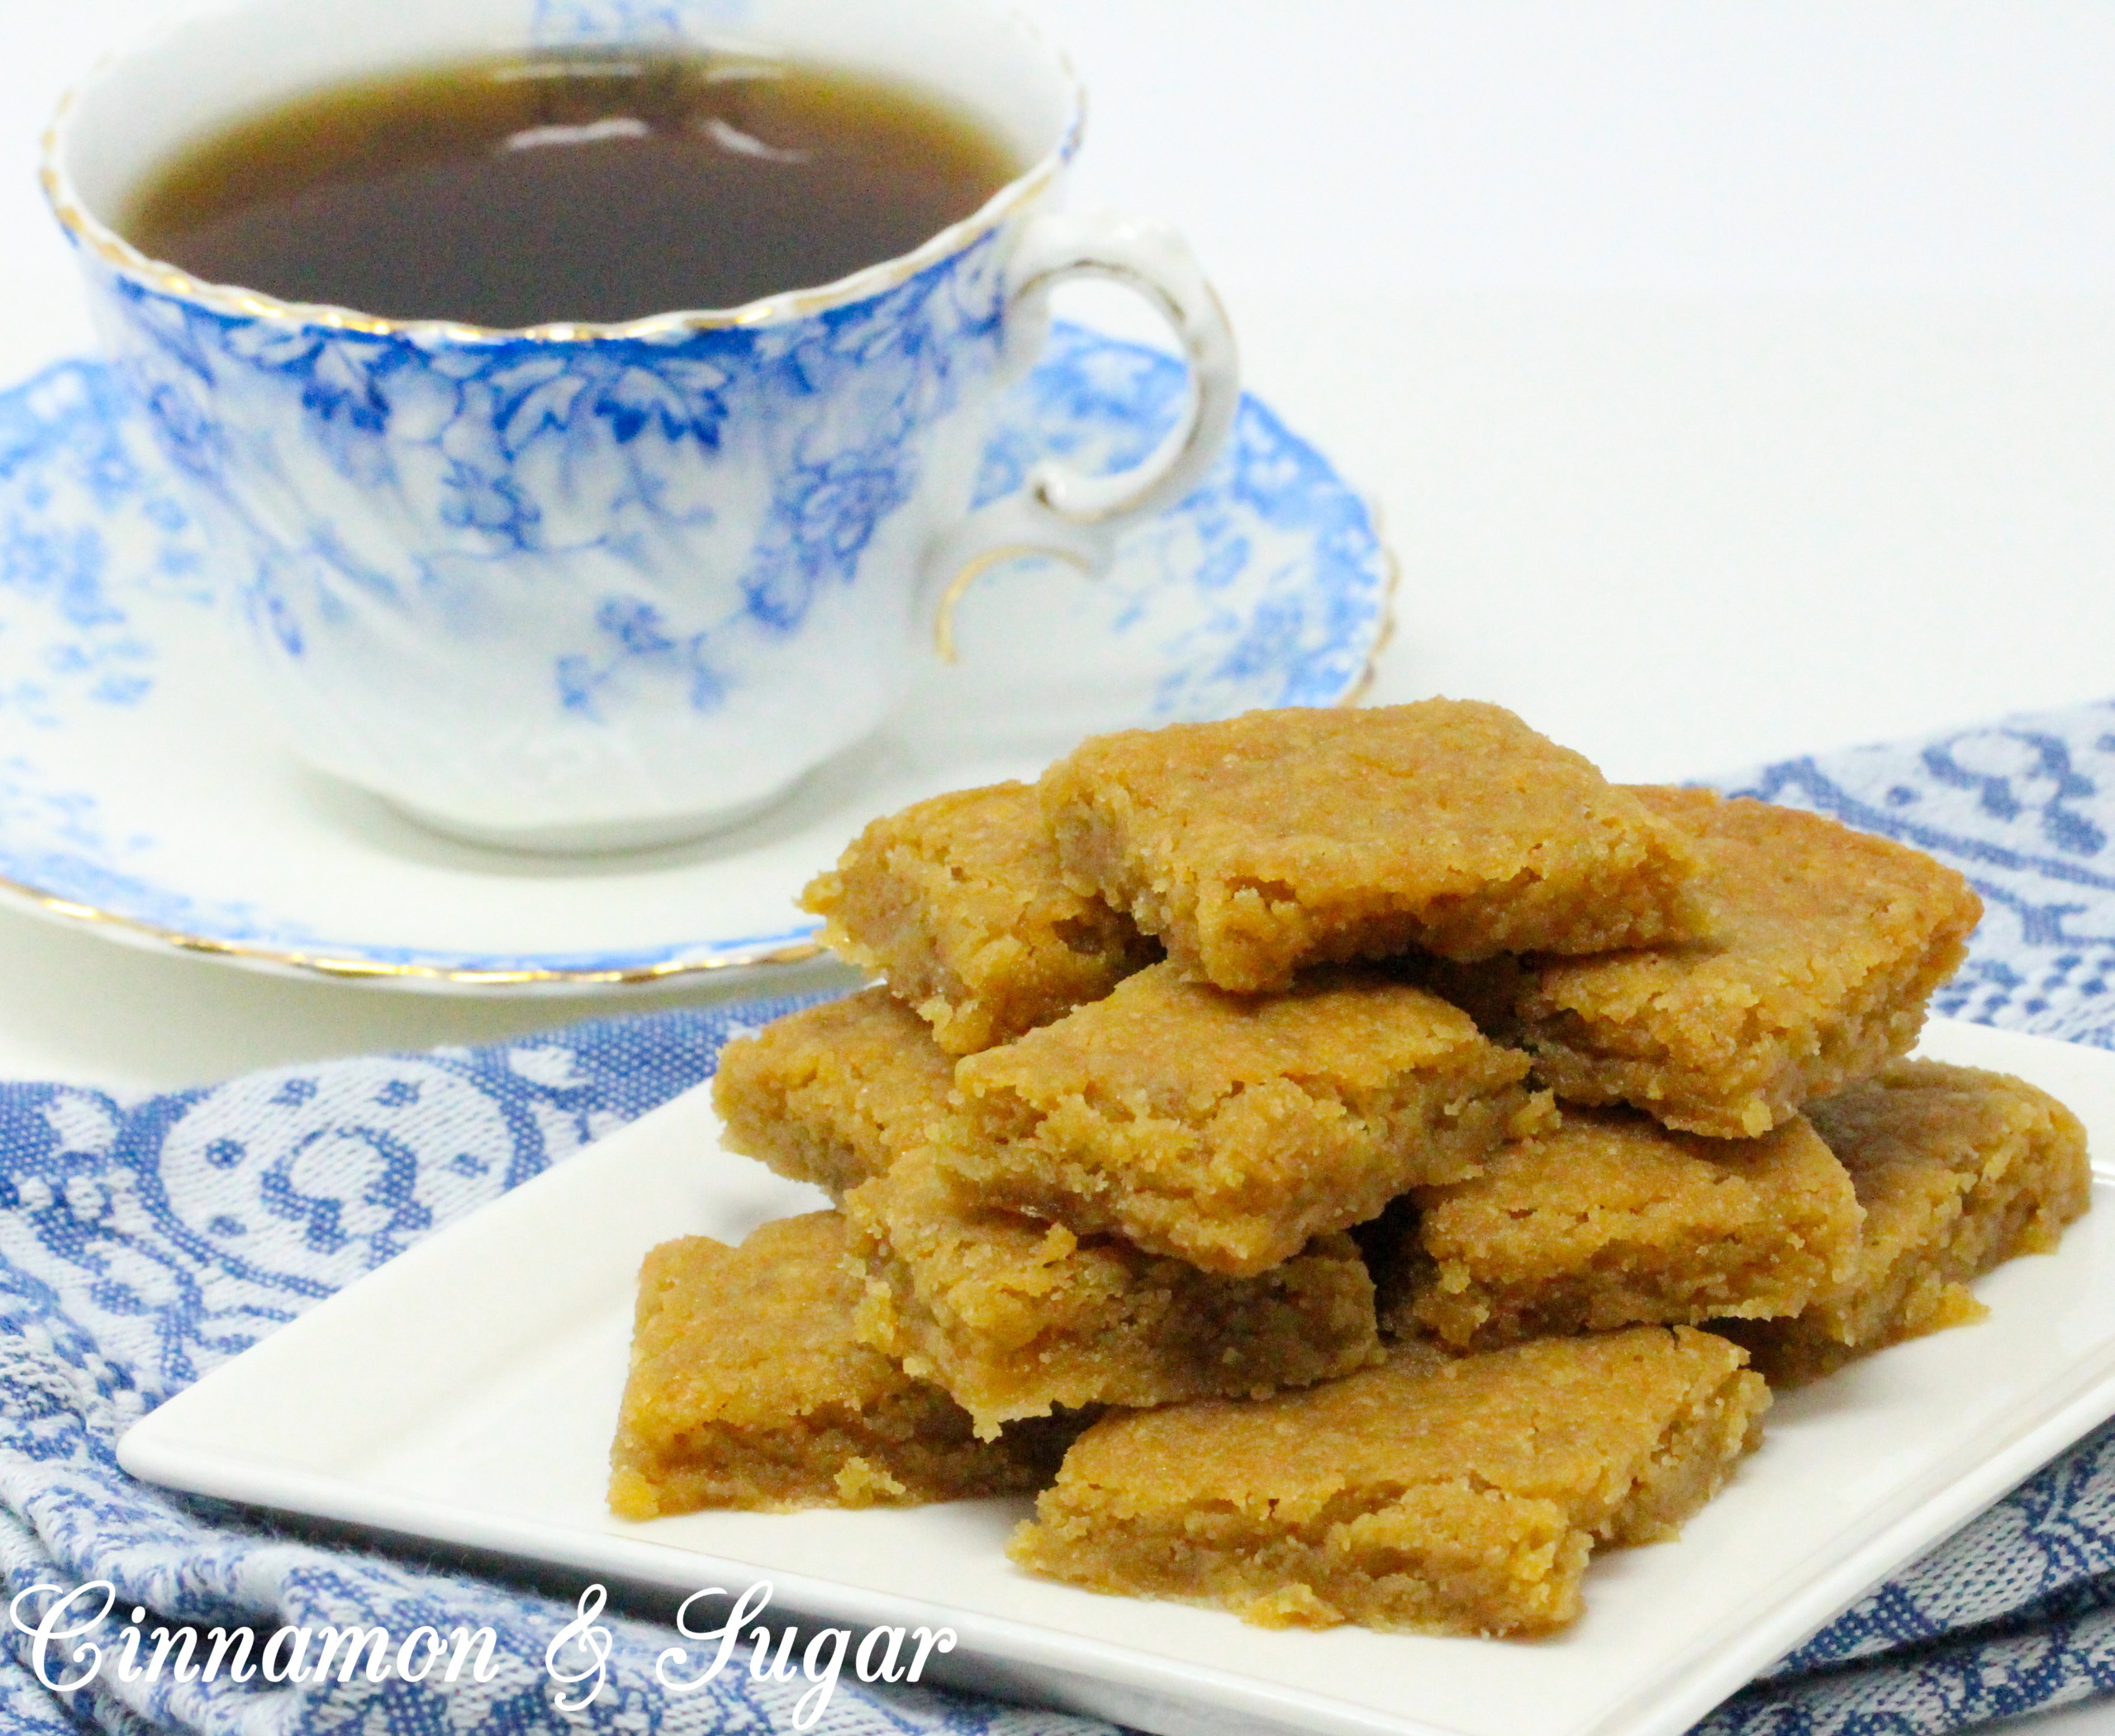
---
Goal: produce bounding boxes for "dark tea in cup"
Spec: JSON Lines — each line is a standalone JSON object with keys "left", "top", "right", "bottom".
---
{"left": 121, "top": 51, "right": 1024, "bottom": 328}
{"left": 47, "top": 0, "right": 1236, "bottom": 848}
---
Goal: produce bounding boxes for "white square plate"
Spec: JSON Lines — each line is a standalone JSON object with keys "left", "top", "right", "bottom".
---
{"left": 119, "top": 1018, "right": 2115, "bottom": 1736}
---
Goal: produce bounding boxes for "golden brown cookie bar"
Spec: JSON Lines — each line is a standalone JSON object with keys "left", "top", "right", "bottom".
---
{"left": 1009, "top": 1327, "right": 1769, "bottom": 1635}
{"left": 1381, "top": 1108, "right": 1862, "bottom": 1349}
{"left": 1038, "top": 700, "right": 1705, "bottom": 992}
{"left": 1510, "top": 789, "right": 1983, "bottom": 1137}
{"left": 608, "top": 1215, "right": 1063, "bottom": 1517}
{"left": 711, "top": 987, "right": 953, "bottom": 1198}
{"left": 935, "top": 960, "right": 1549, "bottom": 1277}
{"left": 845, "top": 1150, "right": 1380, "bottom": 1436}
{"left": 1720, "top": 1060, "right": 2091, "bottom": 1384}
{"left": 801, "top": 782, "right": 1157, "bottom": 1054}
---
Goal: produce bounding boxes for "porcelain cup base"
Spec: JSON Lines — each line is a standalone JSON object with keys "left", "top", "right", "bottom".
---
{"left": 387, "top": 787, "right": 793, "bottom": 857}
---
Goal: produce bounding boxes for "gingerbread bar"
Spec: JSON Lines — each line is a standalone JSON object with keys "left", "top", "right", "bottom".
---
{"left": 1010, "top": 1327, "right": 1769, "bottom": 1635}
{"left": 935, "top": 960, "right": 1549, "bottom": 1277}
{"left": 802, "top": 781, "right": 1157, "bottom": 1054}
{"left": 1509, "top": 788, "right": 1982, "bottom": 1137}
{"left": 711, "top": 987, "right": 954, "bottom": 1198}
{"left": 845, "top": 1151, "right": 1380, "bottom": 1436}
{"left": 1721, "top": 1060, "right": 2091, "bottom": 1383}
{"left": 609, "top": 1215, "right": 1063, "bottom": 1517}
{"left": 1383, "top": 1108, "right": 1862, "bottom": 1349}
{"left": 1038, "top": 700, "right": 1705, "bottom": 992}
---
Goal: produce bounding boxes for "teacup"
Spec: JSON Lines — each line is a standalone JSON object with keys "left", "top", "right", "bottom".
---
{"left": 42, "top": 0, "right": 1237, "bottom": 850}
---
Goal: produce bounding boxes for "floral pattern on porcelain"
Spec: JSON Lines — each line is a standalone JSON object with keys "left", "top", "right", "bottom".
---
{"left": 0, "top": 335, "right": 1390, "bottom": 982}
{"left": 530, "top": 0, "right": 757, "bottom": 46}
{"left": 975, "top": 328, "right": 1386, "bottom": 715}
{"left": 78, "top": 227, "right": 1015, "bottom": 834}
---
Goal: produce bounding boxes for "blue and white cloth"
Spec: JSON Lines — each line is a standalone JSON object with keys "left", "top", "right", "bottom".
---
{"left": 7, "top": 700, "right": 2115, "bottom": 1736}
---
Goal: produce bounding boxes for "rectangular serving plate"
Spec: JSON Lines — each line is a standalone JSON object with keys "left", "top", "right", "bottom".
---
{"left": 120, "top": 1017, "right": 2115, "bottom": 1736}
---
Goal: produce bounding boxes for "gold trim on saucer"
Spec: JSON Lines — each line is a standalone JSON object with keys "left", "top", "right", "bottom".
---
{"left": 1338, "top": 492, "right": 1400, "bottom": 706}
{"left": 0, "top": 868, "right": 827, "bottom": 992}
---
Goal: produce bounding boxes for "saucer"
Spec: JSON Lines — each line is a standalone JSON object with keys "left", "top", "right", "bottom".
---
{"left": 0, "top": 324, "right": 1393, "bottom": 992}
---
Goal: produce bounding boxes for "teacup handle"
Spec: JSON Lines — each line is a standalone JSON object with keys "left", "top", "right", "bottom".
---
{"left": 925, "top": 209, "right": 1240, "bottom": 659}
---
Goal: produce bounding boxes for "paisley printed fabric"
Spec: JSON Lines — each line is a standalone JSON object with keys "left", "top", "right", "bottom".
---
{"left": 7, "top": 703, "right": 2115, "bottom": 1736}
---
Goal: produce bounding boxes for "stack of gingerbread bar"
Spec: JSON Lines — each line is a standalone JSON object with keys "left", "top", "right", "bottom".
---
{"left": 608, "top": 698, "right": 2091, "bottom": 1638}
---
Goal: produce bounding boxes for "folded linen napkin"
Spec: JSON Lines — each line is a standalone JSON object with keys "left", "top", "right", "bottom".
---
{"left": 4, "top": 701, "right": 2115, "bottom": 1736}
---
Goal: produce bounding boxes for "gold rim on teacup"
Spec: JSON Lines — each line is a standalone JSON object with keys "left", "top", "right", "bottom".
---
{"left": 41, "top": 12, "right": 1084, "bottom": 345}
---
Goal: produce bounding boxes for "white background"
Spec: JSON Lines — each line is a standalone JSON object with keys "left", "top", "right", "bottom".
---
{"left": 2, "top": 5, "right": 2115, "bottom": 1731}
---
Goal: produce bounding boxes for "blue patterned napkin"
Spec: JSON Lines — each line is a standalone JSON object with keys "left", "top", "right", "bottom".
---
{"left": 6, "top": 702, "right": 2115, "bottom": 1736}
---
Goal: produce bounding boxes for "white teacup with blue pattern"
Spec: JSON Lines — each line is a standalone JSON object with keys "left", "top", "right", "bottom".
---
{"left": 42, "top": 0, "right": 1238, "bottom": 850}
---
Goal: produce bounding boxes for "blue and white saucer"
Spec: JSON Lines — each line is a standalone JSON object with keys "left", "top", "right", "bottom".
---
{"left": 0, "top": 323, "right": 1393, "bottom": 992}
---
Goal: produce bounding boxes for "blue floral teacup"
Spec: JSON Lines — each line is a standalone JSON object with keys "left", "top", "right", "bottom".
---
{"left": 43, "top": 0, "right": 1237, "bottom": 849}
